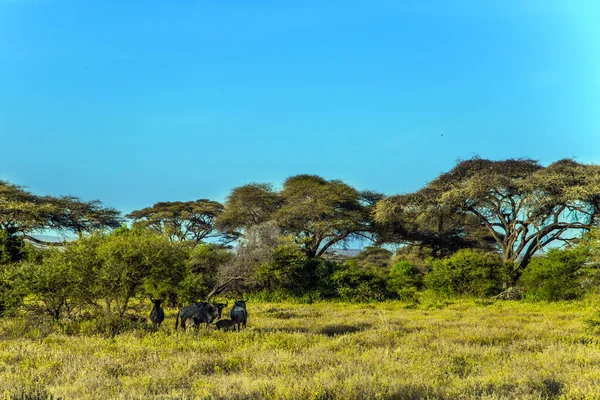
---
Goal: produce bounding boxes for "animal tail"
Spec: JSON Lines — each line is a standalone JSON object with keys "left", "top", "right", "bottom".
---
{"left": 175, "top": 309, "right": 180, "bottom": 330}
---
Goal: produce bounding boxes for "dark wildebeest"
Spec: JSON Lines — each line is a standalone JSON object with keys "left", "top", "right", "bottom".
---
{"left": 175, "top": 302, "right": 219, "bottom": 331}
{"left": 149, "top": 299, "right": 165, "bottom": 328}
{"left": 212, "top": 299, "right": 228, "bottom": 319}
{"left": 230, "top": 300, "right": 248, "bottom": 331}
{"left": 215, "top": 319, "right": 236, "bottom": 331}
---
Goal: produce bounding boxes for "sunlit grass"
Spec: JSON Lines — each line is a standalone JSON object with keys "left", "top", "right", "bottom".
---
{"left": 2, "top": 298, "right": 600, "bottom": 399}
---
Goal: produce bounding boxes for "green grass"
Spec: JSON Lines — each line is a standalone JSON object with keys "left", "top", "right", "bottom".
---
{"left": 2, "top": 299, "right": 600, "bottom": 399}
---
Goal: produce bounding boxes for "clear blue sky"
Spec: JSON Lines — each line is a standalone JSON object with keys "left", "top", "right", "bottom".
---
{"left": 1, "top": 0, "right": 599, "bottom": 215}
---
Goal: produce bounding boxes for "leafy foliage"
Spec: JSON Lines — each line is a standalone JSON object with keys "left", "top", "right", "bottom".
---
{"left": 218, "top": 175, "right": 381, "bottom": 258}
{"left": 15, "top": 229, "right": 189, "bottom": 319}
{"left": 331, "top": 260, "right": 390, "bottom": 302}
{"left": 424, "top": 249, "right": 507, "bottom": 297}
{"left": 519, "top": 247, "right": 588, "bottom": 301}
{"left": 0, "top": 180, "right": 122, "bottom": 260}
{"left": 376, "top": 158, "right": 600, "bottom": 280}
{"left": 127, "top": 200, "right": 237, "bottom": 244}
{"left": 387, "top": 260, "right": 423, "bottom": 300}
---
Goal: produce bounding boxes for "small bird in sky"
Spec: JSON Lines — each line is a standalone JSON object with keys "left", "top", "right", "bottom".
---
{"left": 441, "top": 134, "right": 444, "bottom": 137}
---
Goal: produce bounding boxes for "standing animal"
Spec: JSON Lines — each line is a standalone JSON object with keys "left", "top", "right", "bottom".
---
{"left": 149, "top": 299, "right": 165, "bottom": 328}
{"left": 215, "top": 319, "right": 236, "bottom": 331}
{"left": 175, "top": 302, "right": 219, "bottom": 331}
{"left": 212, "top": 300, "right": 228, "bottom": 319}
{"left": 230, "top": 299, "right": 248, "bottom": 331}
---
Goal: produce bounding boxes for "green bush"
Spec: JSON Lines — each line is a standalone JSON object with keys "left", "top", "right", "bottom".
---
{"left": 519, "top": 247, "right": 587, "bottom": 301}
{"left": 0, "top": 263, "right": 27, "bottom": 316}
{"left": 0, "top": 230, "right": 26, "bottom": 264}
{"left": 424, "top": 249, "right": 506, "bottom": 297}
{"left": 19, "top": 250, "right": 84, "bottom": 320}
{"left": 14, "top": 229, "right": 190, "bottom": 320}
{"left": 331, "top": 261, "right": 390, "bottom": 302}
{"left": 254, "top": 240, "right": 307, "bottom": 292}
{"left": 387, "top": 260, "right": 422, "bottom": 300}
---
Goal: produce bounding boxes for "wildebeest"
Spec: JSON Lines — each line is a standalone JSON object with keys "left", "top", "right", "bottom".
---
{"left": 230, "top": 300, "right": 248, "bottom": 331}
{"left": 215, "top": 319, "right": 236, "bottom": 331}
{"left": 149, "top": 299, "right": 165, "bottom": 328}
{"left": 212, "top": 299, "right": 228, "bottom": 319}
{"left": 175, "top": 302, "right": 219, "bottom": 331}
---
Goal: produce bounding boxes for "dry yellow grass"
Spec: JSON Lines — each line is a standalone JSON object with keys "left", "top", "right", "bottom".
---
{"left": 1, "top": 298, "right": 600, "bottom": 399}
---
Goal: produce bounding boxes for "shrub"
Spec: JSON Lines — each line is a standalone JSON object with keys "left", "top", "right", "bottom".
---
{"left": 350, "top": 246, "right": 393, "bottom": 269}
{"left": 14, "top": 229, "right": 190, "bottom": 319}
{"left": 254, "top": 240, "right": 307, "bottom": 292}
{"left": 19, "top": 250, "right": 84, "bottom": 320}
{"left": 0, "top": 263, "right": 27, "bottom": 316}
{"left": 331, "top": 261, "right": 390, "bottom": 302}
{"left": 519, "top": 247, "right": 587, "bottom": 301}
{"left": 424, "top": 249, "right": 506, "bottom": 297}
{"left": 0, "top": 230, "right": 26, "bottom": 264}
{"left": 387, "top": 260, "right": 422, "bottom": 299}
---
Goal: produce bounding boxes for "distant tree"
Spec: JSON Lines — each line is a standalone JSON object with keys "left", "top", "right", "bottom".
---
{"left": 0, "top": 180, "right": 122, "bottom": 260}
{"left": 376, "top": 158, "right": 600, "bottom": 282}
{"left": 127, "top": 200, "right": 237, "bottom": 245}
{"left": 50, "top": 195, "right": 122, "bottom": 237}
{"left": 216, "top": 184, "right": 281, "bottom": 231}
{"left": 349, "top": 246, "right": 393, "bottom": 270}
{"left": 217, "top": 175, "right": 382, "bottom": 258}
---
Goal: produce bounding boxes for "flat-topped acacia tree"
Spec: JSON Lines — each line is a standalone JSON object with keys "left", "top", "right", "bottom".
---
{"left": 217, "top": 175, "right": 382, "bottom": 258}
{"left": 126, "top": 200, "right": 237, "bottom": 245}
{"left": 375, "top": 158, "right": 600, "bottom": 282}
{"left": 0, "top": 180, "right": 122, "bottom": 261}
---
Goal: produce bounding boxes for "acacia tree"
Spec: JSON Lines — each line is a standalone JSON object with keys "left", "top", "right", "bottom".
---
{"left": 376, "top": 158, "right": 600, "bottom": 282}
{"left": 374, "top": 189, "right": 497, "bottom": 258}
{"left": 126, "top": 200, "right": 237, "bottom": 245}
{"left": 217, "top": 175, "right": 382, "bottom": 258}
{"left": 0, "top": 180, "right": 122, "bottom": 260}
{"left": 50, "top": 195, "right": 122, "bottom": 238}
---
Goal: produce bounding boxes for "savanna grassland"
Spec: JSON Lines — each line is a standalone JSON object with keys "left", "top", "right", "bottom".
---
{"left": 2, "top": 299, "right": 600, "bottom": 400}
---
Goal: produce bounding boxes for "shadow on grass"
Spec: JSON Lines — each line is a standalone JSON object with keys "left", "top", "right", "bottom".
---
{"left": 263, "top": 307, "right": 323, "bottom": 320}
{"left": 319, "top": 323, "right": 371, "bottom": 337}
{"left": 256, "top": 326, "right": 312, "bottom": 334}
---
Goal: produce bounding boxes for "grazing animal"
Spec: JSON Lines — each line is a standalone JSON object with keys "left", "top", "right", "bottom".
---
{"left": 215, "top": 319, "right": 236, "bottom": 331}
{"left": 230, "top": 300, "right": 248, "bottom": 331}
{"left": 175, "top": 302, "right": 219, "bottom": 331}
{"left": 212, "top": 300, "right": 228, "bottom": 319}
{"left": 149, "top": 299, "right": 165, "bottom": 328}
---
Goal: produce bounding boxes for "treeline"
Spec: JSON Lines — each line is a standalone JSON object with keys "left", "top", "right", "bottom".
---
{"left": 1, "top": 157, "right": 600, "bottom": 325}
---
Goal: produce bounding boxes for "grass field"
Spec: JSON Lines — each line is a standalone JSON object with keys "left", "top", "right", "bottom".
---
{"left": 2, "top": 298, "right": 600, "bottom": 399}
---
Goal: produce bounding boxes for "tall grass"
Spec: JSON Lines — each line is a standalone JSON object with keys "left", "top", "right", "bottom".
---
{"left": 2, "top": 298, "right": 600, "bottom": 399}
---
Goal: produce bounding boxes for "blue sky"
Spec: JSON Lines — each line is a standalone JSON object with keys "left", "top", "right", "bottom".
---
{"left": 1, "top": 0, "right": 599, "bottom": 216}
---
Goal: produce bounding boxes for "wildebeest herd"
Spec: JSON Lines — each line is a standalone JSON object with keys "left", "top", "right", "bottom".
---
{"left": 149, "top": 298, "right": 248, "bottom": 332}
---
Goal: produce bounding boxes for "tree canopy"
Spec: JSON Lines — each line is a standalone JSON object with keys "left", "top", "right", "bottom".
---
{"left": 127, "top": 200, "right": 237, "bottom": 245}
{"left": 217, "top": 175, "right": 382, "bottom": 258}
{"left": 375, "top": 157, "right": 600, "bottom": 281}
{"left": 0, "top": 181, "right": 122, "bottom": 258}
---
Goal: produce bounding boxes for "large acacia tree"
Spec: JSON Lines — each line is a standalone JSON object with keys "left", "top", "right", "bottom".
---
{"left": 376, "top": 158, "right": 600, "bottom": 282}
{"left": 374, "top": 189, "right": 496, "bottom": 258}
{"left": 217, "top": 175, "right": 382, "bottom": 258}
